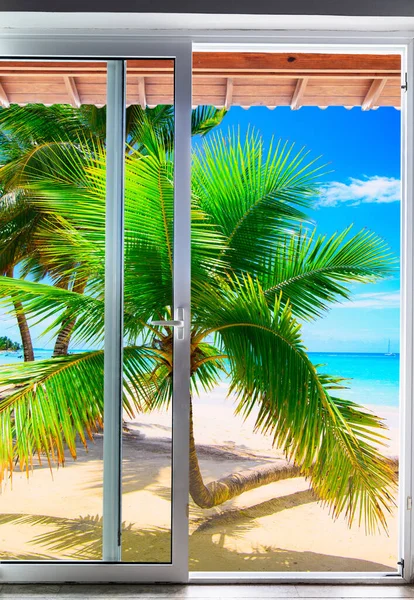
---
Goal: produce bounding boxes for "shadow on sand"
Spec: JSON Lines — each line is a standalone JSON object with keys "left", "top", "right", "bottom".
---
{"left": 0, "top": 487, "right": 396, "bottom": 572}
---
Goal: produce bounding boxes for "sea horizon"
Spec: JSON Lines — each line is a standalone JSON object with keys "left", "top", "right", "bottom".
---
{"left": 0, "top": 348, "right": 401, "bottom": 354}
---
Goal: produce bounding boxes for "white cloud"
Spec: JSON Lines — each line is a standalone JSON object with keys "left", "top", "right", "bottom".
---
{"left": 317, "top": 176, "right": 400, "bottom": 208}
{"left": 336, "top": 291, "right": 400, "bottom": 310}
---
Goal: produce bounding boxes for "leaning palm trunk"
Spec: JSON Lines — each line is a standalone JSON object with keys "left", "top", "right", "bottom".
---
{"left": 13, "top": 298, "right": 34, "bottom": 362}
{"left": 52, "top": 318, "right": 77, "bottom": 357}
{"left": 53, "top": 276, "right": 87, "bottom": 357}
{"left": 5, "top": 267, "right": 34, "bottom": 362}
{"left": 189, "top": 399, "right": 301, "bottom": 509}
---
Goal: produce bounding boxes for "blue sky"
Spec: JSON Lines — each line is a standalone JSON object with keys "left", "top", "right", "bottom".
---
{"left": 206, "top": 106, "right": 401, "bottom": 353}
{"left": 0, "top": 105, "right": 401, "bottom": 353}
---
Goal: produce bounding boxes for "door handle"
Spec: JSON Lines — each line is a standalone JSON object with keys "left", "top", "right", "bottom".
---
{"left": 151, "top": 308, "right": 185, "bottom": 340}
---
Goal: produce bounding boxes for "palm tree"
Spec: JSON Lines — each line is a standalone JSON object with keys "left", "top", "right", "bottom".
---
{"left": 0, "top": 126, "right": 397, "bottom": 533}
{"left": 0, "top": 192, "right": 37, "bottom": 361}
{"left": 0, "top": 103, "right": 227, "bottom": 358}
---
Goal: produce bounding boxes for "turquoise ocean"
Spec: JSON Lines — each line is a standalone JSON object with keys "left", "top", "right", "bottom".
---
{"left": 0, "top": 349, "right": 400, "bottom": 409}
{"left": 0, "top": 348, "right": 53, "bottom": 364}
{"left": 309, "top": 352, "right": 399, "bottom": 408}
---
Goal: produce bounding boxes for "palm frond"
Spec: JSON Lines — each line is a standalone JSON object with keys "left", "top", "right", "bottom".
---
{"left": 0, "top": 104, "right": 87, "bottom": 151}
{"left": 0, "top": 346, "right": 161, "bottom": 482}
{"left": 0, "top": 351, "right": 105, "bottom": 480}
{"left": 191, "top": 106, "right": 228, "bottom": 137}
{"left": 0, "top": 276, "right": 105, "bottom": 345}
{"left": 192, "top": 129, "right": 327, "bottom": 275}
{"left": 196, "top": 275, "right": 396, "bottom": 532}
{"left": 260, "top": 225, "right": 396, "bottom": 320}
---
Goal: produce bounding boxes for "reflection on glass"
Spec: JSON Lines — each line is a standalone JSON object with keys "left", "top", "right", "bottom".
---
{"left": 189, "top": 51, "right": 400, "bottom": 573}
{"left": 0, "top": 60, "right": 107, "bottom": 560}
{"left": 121, "top": 59, "right": 175, "bottom": 563}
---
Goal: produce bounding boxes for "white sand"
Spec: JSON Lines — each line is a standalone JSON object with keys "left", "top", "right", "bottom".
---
{"left": 0, "top": 385, "right": 399, "bottom": 572}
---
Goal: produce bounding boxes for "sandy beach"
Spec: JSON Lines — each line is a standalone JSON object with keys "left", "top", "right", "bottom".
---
{"left": 0, "top": 384, "right": 399, "bottom": 572}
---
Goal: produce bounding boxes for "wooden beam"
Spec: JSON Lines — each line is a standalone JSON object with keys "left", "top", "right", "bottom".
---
{"left": 0, "top": 82, "right": 9, "bottom": 108}
{"left": 0, "top": 71, "right": 401, "bottom": 83}
{"left": 138, "top": 77, "right": 146, "bottom": 109}
{"left": 0, "top": 55, "right": 401, "bottom": 74}
{"left": 362, "top": 78, "right": 388, "bottom": 111}
{"left": 192, "top": 52, "right": 401, "bottom": 74}
{"left": 224, "top": 77, "right": 233, "bottom": 109}
{"left": 291, "top": 77, "right": 308, "bottom": 110}
{"left": 64, "top": 76, "right": 81, "bottom": 108}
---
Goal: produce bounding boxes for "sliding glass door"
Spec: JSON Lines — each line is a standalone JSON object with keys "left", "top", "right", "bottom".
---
{"left": 189, "top": 48, "right": 402, "bottom": 576}
{"left": 0, "top": 42, "right": 192, "bottom": 582}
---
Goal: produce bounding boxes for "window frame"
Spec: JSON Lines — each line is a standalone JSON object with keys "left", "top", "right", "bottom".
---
{"left": 0, "top": 28, "right": 411, "bottom": 584}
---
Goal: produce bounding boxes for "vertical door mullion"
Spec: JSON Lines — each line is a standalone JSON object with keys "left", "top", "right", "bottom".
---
{"left": 103, "top": 59, "right": 126, "bottom": 563}
{"left": 172, "top": 42, "right": 193, "bottom": 581}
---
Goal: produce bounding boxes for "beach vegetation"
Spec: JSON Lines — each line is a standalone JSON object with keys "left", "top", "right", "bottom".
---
{"left": 0, "top": 336, "right": 21, "bottom": 352}
{"left": 0, "top": 104, "right": 397, "bottom": 532}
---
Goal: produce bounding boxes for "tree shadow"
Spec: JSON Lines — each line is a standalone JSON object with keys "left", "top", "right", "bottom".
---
{"left": 189, "top": 534, "right": 396, "bottom": 572}
{"left": 117, "top": 433, "right": 267, "bottom": 499}
{"left": 20, "top": 429, "right": 275, "bottom": 502}
{"left": 0, "top": 427, "right": 398, "bottom": 572}
{"left": 0, "top": 487, "right": 397, "bottom": 572}
{"left": 192, "top": 489, "right": 317, "bottom": 534}
{"left": 0, "top": 513, "right": 170, "bottom": 563}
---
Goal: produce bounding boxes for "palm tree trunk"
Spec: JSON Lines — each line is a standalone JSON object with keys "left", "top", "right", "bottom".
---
{"left": 53, "top": 276, "right": 87, "bottom": 357}
{"left": 14, "top": 299, "right": 35, "bottom": 362}
{"left": 189, "top": 398, "right": 302, "bottom": 509}
{"left": 6, "top": 267, "right": 34, "bottom": 362}
{"left": 53, "top": 318, "right": 77, "bottom": 357}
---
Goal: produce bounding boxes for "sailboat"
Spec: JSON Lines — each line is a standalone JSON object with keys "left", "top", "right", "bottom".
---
{"left": 385, "top": 339, "right": 396, "bottom": 356}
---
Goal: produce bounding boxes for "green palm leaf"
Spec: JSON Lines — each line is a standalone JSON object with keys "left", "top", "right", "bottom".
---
{"left": 0, "top": 346, "right": 161, "bottom": 480}
{"left": 192, "top": 129, "right": 327, "bottom": 276}
{"left": 260, "top": 225, "right": 396, "bottom": 320}
{"left": 195, "top": 275, "right": 396, "bottom": 531}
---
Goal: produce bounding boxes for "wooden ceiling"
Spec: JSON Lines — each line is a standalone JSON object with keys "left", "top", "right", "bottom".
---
{"left": 0, "top": 53, "right": 401, "bottom": 110}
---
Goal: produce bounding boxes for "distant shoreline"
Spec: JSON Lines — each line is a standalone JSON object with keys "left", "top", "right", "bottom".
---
{"left": 0, "top": 348, "right": 402, "bottom": 356}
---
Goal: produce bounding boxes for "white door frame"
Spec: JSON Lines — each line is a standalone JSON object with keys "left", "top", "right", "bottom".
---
{"left": 0, "top": 28, "right": 412, "bottom": 584}
{"left": 189, "top": 35, "right": 412, "bottom": 585}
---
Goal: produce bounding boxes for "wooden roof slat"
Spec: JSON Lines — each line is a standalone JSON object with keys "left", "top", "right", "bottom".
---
{"left": 291, "top": 77, "right": 308, "bottom": 110}
{"left": 362, "top": 78, "right": 389, "bottom": 110}
{"left": 138, "top": 77, "right": 147, "bottom": 109}
{"left": 64, "top": 76, "right": 81, "bottom": 108}
{"left": 0, "top": 82, "right": 9, "bottom": 108}
{"left": 224, "top": 77, "right": 233, "bottom": 109}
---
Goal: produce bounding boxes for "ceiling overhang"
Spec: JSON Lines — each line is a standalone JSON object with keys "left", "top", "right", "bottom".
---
{"left": 0, "top": 53, "right": 401, "bottom": 110}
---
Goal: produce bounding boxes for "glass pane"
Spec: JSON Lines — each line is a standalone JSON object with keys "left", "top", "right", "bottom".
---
{"left": 121, "top": 59, "right": 175, "bottom": 563}
{"left": 0, "top": 60, "right": 107, "bottom": 560}
{"left": 189, "top": 50, "right": 401, "bottom": 573}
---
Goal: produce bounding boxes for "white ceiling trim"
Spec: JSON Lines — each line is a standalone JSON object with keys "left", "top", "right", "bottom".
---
{"left": 1, "top": 12, "right": 414, "bottom": 32}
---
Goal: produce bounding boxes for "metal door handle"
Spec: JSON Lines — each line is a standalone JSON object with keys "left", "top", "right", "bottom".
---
{"left": 151, "top": 308, "right": 185, "bottom": 339}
